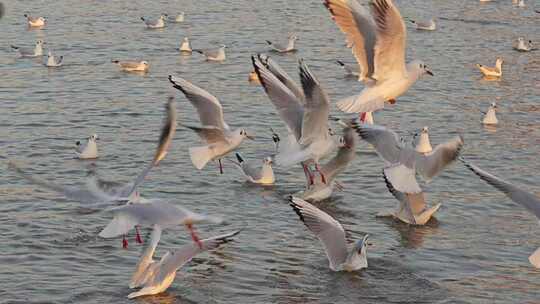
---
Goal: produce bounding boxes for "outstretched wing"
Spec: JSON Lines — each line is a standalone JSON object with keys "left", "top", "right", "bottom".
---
{"left": 289, "top": 196, "right": 348, "bottom": 270}
{"left": 370, "top": 0, "right": 407, "bottom": 81}
{"left": 169, "top": 76, "right": 229, "bottom": 130}
{"left": 325, "top": 0, "right": 377, "bottom": 81}
{"left": 461, "top": 158, "right": 540, "bottom": 220}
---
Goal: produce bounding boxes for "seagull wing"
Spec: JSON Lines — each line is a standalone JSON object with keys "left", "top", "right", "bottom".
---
{"left": 461, "top": 159, "right": 540, "bottom": 220}
{"left": 370, "top": 0, "right": 407, "bottom": 81}
{"left": 416, "top": 135, "right": 463, "bottom": 181}
{"left": 252, "top": 55, "right": 304, "bottom": 140}
{"left": 169, "top": 76, "right": 229, "bottom": 130}
{"left": 351, "top": 122, "right": 401, "bottom": 164}
{"left": 298, "top": 59, "right": 330, "bottom": 147}
{"left": 325, "top": 0, "right": 377, "bottom": 80}
{"left": 290, "top": 197, "right": 348, "bottom": 270}
{"left": 153, "top": 230, "right": 241, "bottom": 284}
{"left": 259, "top": 54, "right": 305, "bottom": 103}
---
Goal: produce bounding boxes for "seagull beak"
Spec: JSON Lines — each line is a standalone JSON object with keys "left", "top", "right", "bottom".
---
{"left": 426, "top": 69, "right": 434, "bottom": 76}
{"left": 246, "top": 134, "right": 255, "bottom": 140}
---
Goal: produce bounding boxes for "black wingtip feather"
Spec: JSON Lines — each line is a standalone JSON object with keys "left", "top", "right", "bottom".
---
{"left": 235, "top": 153, "right": 244, "bottom": 163}
{"left": 288, "top": 196, "right": 305, "bottom": 223}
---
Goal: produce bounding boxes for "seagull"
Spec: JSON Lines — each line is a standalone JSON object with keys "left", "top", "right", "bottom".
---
{"left": 252, "top": 55, "right": 335, "bottom": 185}
{"left": 336, "top": 60, "right": 360, "bottom": 78}
{"left": 193, "top": 45, "right": 226, "bottom": 61}
{"left": 168, "top": 75, "right": 254, "bottom": 173}
{"left": 324, "top": 0, "right": 433, "bottom": 113}
{"left": 127, "top": 230, "right": 240, "bottom": 299}
{"left": 482, "top": 102, "right": 498, "bottom": 125}
{"left": 44, "top": 50, "right": 63, "bottom": 67}
{"left": 141, "top": 14, "right": 167, "bottom": 28}
{"left": 98, "top": 200, "right": 223, "bottom": 250}
{"left": 412, "top": 126, "right": 432, "bottom": 154}
{"left": 271, "top": 59, "right": 335, "bottom": 184}
{"left": 289, "top": 196, "right": 369, "bottom": 271}
{"left": 517, "top": 0, "right": 525, "bottom": 7}
{"left": 302, "top": 126, "right": 356, "bottom": 202}
{"left": 476, "top": 58, "right": 503, "bottom": 78}
{"left": 112, "top": 60, "right": 149, "bottom": 72}
{"left": 178, "top": 37, "right": 192, "bottom": 54}
{"left": 232, "top": 153, "right": 275, "bottom": 185}
{"left": 410, "top": 18, "right": 436, "bottom": 31}
{"left": 24, "top": 14, "right": 45, "bottom": 27}
{"left": 266, "top": 34, "right": 299, "bottom": 53}
{"left": 514, "top": 37, "right": 533, "bottom": 52}
{"left": 460, "top": 158, "right": 540, "bottom": 268}
{"left": 11, "top": 40, "right": 44, "bottom": 57}
{"left": 270, "top": 128, "right": 281, "bottom": 153}
{"left": 352, "top": 122, "right": 463, "bottom": 192}
{"left": 172, "top": 12, "right": 184, "bottom": 23}
{"left": 382, "top": 167, "right": 440, "bottom": 225}
{"left": 9, "top": 98, "right": 177, "bottom": 205}
{"left": 75, "top": 134, "right": 99, "bottom": 159}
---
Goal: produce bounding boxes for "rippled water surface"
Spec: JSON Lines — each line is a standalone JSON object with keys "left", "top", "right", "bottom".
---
{"left": 1, "top": 0, "right": 540, "bottom": 303}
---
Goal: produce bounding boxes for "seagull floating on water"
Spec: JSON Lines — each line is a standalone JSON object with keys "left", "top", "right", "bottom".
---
{"left": 112, "top": 60, "right": 149, "bottom": 72}
{"left": 289, "top": 196, "right": 369, "bottom": 271}
{"left": 476, "top": 58, "right": 503, "bottom": 78}
{"left": 168, "top": 75, "right": 254, "bottom": 173}
{"left": 514, "top": 37, "right": 533, "bottom": 52}
{"left": 76, "top": 134, "right": 98, "bottom": 159}
{"left": 266, "top": 34, "right": 299, "bottom": 53}
{"left": 178, "top": 37, "right": 192, "bottom": 54}
{"left": 44, "top": 50, "right": 63, "bottom": 67}
{"left": 193, "top": 45, "right": 226, "bottom": 61}
{"left": 324, "top": 0, "right": 433, "bottom": 113}
{"left": 232, "top": 153, "right": 275, "bottom": 185}
{"left": 128, "top": 230, "right": 240, "bottom": 298}
{"left": 482, "top": 102, "right": 498, "bottom": 125}
{"left": 24, "top": 14, "right": 45, "bottom": 27}
{"left": 460, "top": 158, "right": 540, "bottom": 268}
{"left": 11, "top": 40, "right": 44, "bottom": 57}
{"left": 172, "top": 12, "right": 184, "bottom": 23}
{"left": 141, "top": 14, "right": 167, "bottom": 28}
{"left": 410, "top": 18, "right": 436, "bottom": 31}
{"left": 381, "top": 167, "right": 441, "bottom": 225}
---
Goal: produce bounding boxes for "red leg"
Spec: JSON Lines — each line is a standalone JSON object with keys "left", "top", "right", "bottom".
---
{"left": 122, "top": 235, "right": 128, "bottom": 249}
{"left": 187, "top": 223, "right": 203, "bottom": 249}
{"left": 219, "top": 159, "right": 224, "bottom": 174}
{"left": 315, "top": 163, "right": 327, "bottom": 184}
{"left": 360, "top": 112, "right": 367, "bottom": 122}
{"left": 135, "top": 226, "right": 143, "bottom": 244}
{"left": 303, "top": 163, "right": 314, "bottom": 185}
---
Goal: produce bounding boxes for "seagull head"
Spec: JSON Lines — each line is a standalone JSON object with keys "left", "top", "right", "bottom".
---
{"left": 490, "top": 102, "right": 497, "bottom": 109}
{"left": 89, "top": 134, "right": 99, "bottom": 141}
{"left": 141, "top": 61, "right": 149, "bottom": 66}
{"left": 263, "top": 157, "right": 273, "bottom": 165}
{"left": 355, "top": 234, "right": 370, "bottom": 255}
{"left": 421, "top": 126, "right": 429, "bottom": 134}
{"left": 239, "top": 129, "right": 254, "bottom": 140}
{"left": 36, "top": 40, "right": 45, "bottom": 46}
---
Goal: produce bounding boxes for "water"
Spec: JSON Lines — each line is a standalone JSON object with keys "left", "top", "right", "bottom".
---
{"left": 1, "top": 0, "right": 539, "bottom": 303}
